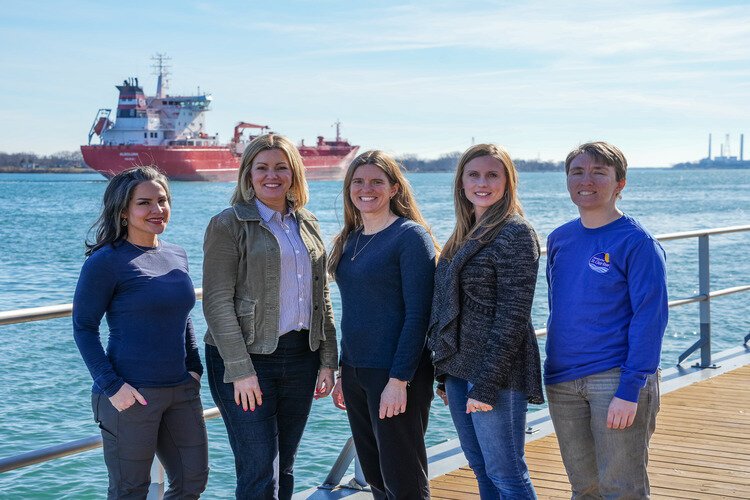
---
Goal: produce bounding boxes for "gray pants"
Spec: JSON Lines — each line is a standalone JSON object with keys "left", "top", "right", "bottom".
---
{"left": 92, "top": 378, "right": 209, "bottom": 499}
{"left": 546, "top": 368, "right": 660, "bottom": 500}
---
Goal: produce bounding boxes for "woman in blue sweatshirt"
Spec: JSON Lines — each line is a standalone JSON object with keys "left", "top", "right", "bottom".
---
{"left": 328, "top": 151, "right": 439, "bottom": 499}
{"left": 546, "top": 142, "right": 667, "bottom": 498}
{"left": 73, "top": 166, "right": 208, "bottom": 499}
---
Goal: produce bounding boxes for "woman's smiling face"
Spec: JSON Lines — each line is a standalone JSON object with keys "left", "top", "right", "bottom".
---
{"left": 251, "top": 148, "right": 293, "bottom": 212}
{"left": 349, "top": 163, "right": 398, "bottom": 218}
{"left": 461, "top": 155, "right": 507, "bottom": 220}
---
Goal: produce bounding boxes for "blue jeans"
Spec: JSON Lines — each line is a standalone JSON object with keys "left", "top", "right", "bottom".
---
{"left": 206, "top": 332, "right": 319, "bottom": 500}
{"left": 445, "top": 376, "right": 537, "bottom": 499}
{"left": 546, "top": 368, "right": 660, "bottom": 500}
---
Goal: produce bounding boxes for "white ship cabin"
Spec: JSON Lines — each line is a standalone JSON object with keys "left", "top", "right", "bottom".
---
{"left": 97, "top": 78, "right": 219, "bottom": 147}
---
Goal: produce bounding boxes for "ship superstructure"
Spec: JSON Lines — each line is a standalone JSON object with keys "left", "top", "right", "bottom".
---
{"left": 82, "top": 55, "right": 358, "bottom": 181}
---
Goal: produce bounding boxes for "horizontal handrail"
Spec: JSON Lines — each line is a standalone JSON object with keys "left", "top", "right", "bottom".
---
{"left": 1, "top": 224, "right": 748, "bottom": 327}
{"left": 532, "top": 283, "right": 750, "bottom": 337}
{"left": 0, "top": 289, "right": 202, "bottom": 326}
{"left": 5, "top": 283, "right": 747, "bottom": 332}
{"left": 650, "top": 224, "right": 750, "bottom": 242}
{"left": 0, "top": 407, "right": 220, "bottom": 474}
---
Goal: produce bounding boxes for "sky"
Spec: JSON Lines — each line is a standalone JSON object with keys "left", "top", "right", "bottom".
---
{"left": 1, "top": 0, "right": 749, "bottom": 166}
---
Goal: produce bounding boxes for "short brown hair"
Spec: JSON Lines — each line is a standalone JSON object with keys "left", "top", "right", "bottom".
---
{"left": 565, "top": 141, "right": 628, "bottom": 181}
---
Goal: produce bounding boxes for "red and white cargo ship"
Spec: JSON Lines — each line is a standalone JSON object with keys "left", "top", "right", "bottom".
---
{"left": 81, "top": 57, "right": 359, "bottom": 181}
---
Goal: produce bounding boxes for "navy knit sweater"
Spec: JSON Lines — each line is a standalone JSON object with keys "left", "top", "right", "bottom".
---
{"left": 73, "top": 241, "right": 202, "bottom": 396}
{"left": 335, "top": 218, "right": 436, "bottom": 381}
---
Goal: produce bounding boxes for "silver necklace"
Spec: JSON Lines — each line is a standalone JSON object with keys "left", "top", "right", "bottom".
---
{"left": 350, "top": 216, "right": 393, "bottom": 261}
{"left": 125, "top": 239, "right": 160, "bottom": 254}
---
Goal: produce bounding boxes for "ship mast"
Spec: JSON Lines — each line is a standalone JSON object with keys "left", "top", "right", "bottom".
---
{"left": 152, "top": 53, "right": 171, "bottom": 98}
{"left": 333, "top": 119, "right": 341, "bottom": 142}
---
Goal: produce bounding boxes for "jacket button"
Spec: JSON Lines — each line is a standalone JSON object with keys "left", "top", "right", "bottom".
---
{"left": 314, "top": 276, "right": 319, "bottom": 281}
{"left": 314, "top": 305, "right": 319, "bottom": 310}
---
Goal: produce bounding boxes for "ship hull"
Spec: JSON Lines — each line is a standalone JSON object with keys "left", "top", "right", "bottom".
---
{"left": 81, "top": 144, "right": 359, "bottom": 182}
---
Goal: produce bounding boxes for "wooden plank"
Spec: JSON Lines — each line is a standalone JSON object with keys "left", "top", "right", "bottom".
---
{"left": 429, "top": 365, "right": 750, "bottom": 498}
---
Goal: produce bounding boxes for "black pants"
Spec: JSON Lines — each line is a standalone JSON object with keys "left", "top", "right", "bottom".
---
{"left": 341, "top": 352, "right": 434, "bottom": 500}
{"left": 92, "top": 379, "right": 209, "bottom": 500}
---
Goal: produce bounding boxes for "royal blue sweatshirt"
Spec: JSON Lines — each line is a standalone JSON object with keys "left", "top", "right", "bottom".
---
{"left": 73, "top": 241, "right": 201, "bottom": 396}
{"left": 545, "top": 215, "right": 668, "bottom": 402}
{"left": 335, "top": 218, "right": 436, "bottom": 381}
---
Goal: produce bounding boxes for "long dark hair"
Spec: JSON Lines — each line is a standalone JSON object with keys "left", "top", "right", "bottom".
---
{"left": 85, "top": 166, "right": 171, "bottom": 256}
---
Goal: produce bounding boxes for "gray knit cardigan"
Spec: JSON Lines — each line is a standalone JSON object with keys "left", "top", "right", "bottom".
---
{"left": 427, "top": 215, "right": 544, "bottom": 405}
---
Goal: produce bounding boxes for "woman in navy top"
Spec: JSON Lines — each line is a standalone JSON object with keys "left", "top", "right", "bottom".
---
{"left": 73, "top": 166, "right": 208, "bottom": 499}
{"left": 329, "top": 150, "right": 439, "bottom": 499}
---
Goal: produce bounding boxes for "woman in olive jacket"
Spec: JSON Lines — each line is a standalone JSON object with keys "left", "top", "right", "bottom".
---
{"left": 203, "top": 133, "right": 337, "bottom": 500}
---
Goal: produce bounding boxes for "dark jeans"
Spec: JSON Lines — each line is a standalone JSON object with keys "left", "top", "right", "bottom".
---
{"left": 92, "top": 379, "right": 209, "bottom": 500}
{"left": 341, "top": 352, "right": 434, "bottom": 500}
{"left": 206, "top": 332, "right": 319, "bottom": 500}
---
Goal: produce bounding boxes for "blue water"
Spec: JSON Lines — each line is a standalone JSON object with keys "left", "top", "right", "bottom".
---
{"left": 0, "top": 169, "right": 749, "bottom": 498}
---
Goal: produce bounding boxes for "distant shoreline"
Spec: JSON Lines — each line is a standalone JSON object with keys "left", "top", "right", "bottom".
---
{"left": 0, "top": 166, "right": 94, "bottom": 174}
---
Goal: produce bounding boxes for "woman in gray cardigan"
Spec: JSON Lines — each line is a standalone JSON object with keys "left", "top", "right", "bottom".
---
{"left": 428, "top": 143, "right": 543, "bottom": 499}
{"left": 202, "top": 134, "right": 338, "bottom": 499}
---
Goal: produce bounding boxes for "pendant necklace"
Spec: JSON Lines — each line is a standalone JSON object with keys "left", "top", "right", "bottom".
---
{"left": 125, "top": 239, "right": 160, "bottom": 254}
{"left": 350, "top": 216, "right": 393, "bottom": 261}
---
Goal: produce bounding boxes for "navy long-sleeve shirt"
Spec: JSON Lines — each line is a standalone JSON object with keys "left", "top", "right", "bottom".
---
{"left": 335, "top": 218, "right": 436, "bottom": 381}
{"left": 73, "top": 241, "right": 201, "bottom": 396}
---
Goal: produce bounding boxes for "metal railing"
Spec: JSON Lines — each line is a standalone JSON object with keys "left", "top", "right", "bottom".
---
{"left": 1, "top": 225, "right": 749, "bottom": 496}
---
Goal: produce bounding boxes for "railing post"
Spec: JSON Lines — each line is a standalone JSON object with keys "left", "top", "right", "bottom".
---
{"left": 318, "top": 436, "right": 369, "bottom": 492}
{"left": 697, "top": 235, "right": 713, "bottom": 368}
{"left": 353, "top": 454, "right": 368, "bottom": 489}
{"left": 146, "top": 457, "right": 165, "bottom": 499}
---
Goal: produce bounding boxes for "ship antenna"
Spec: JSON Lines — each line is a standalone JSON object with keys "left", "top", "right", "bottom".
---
{"left": 152, "top": 53, "right": 171, "bottom": 98}
{"left": 333, "top": 119, "right": 341, "bottom": 142}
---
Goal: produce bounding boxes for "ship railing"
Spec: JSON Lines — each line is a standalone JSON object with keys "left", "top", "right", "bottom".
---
{"left": 1, "top": 224, "right": 749, "bottom": 498}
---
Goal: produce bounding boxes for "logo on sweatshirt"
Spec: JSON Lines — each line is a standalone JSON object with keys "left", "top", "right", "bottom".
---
{"left": 588, "top": 252, "right": 611, "bottom": 273}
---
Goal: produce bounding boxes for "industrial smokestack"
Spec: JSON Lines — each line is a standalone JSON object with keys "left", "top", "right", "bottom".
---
{"left": 741, "top": 134, "right": 745, "bottom": 161}
{"left": 708, "top": 133, "right": 712, "bottom": 159}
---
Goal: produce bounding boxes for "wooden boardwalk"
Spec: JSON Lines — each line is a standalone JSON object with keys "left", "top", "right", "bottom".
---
{"left": 430, "top": 365, "right": 750, "bottom": 499}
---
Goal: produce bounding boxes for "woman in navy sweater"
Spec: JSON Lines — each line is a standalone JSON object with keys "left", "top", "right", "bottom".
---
{"left": 73, "top": 166, "right": 208, "bottom": 499}
{"left": 328, "top": 150, "right": 439, "bottom": 499}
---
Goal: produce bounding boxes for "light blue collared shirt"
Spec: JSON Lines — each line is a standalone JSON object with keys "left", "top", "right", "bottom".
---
{"left": 255, "top": 199, "right": 312, "bottom": 335}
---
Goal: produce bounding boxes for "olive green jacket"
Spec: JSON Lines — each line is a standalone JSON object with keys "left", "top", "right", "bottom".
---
{"left": 202, "top": 201, "right": 338, "bottom": 382}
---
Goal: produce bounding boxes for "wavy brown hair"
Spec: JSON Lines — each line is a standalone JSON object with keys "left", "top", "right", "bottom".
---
{"left": 328, "top": 150, "right": 440, "bottom": 278}
{"left": 441, "top": 144, "right": 524, "bottom": 261}
{"left": 230, "top": 133, "right": 309, "bottom": 210}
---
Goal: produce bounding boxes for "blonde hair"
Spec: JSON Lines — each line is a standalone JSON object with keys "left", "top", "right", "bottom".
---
{"left": 441, "top": 144, "right": 524, "bottom": 261}
{"left": 230, "top": 133, "right": 309, "bottom": 210}
{"left": 328, "top": 150, "right": 440, "bottom": 278}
